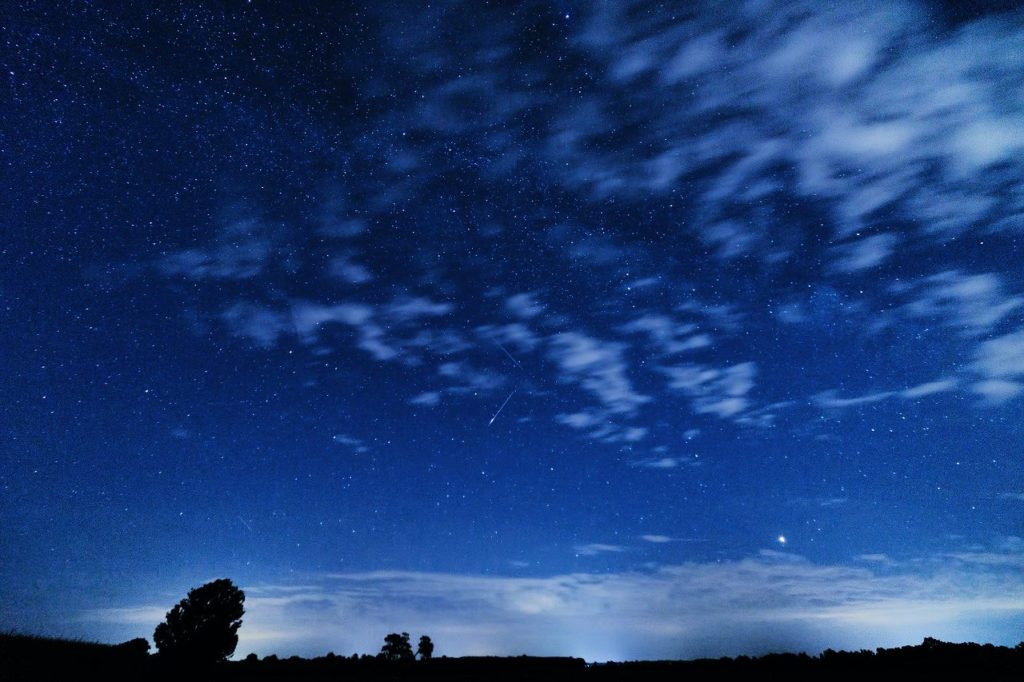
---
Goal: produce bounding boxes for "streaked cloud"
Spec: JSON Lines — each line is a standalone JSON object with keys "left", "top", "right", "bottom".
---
{"left": 900, "top": 271, "right": 1022, "bottom": 337}
{"left": 505, "top": 293, "right": 545, "bottom": 320}
{"left": 91, "top": 549, "right": 1024, "bottom": 661}
{"left": 831, "top": 233, "right": 899, "bottom": 273}
{"left": 409, "top": 391, "right": 441, "bottom": 407}
{"left": 814, "top": 378, "right": 958, "bottom": 409}
{"left": 629, "top": 456, "right": 697, "bottom": 470}
{"left": 158, "top": 219, "right": 272, "bottom": 280}
{"left": 574, "top": 543, "right": 628, "bottom": 557}
{"left": 971, "top": 330, "right": 1024, "bottom": 403}
{"left": 548, "top": 332, "right": 650, "bottom": 415}
{"left": 661, "top": 361, "right": 757, "bottom": 420}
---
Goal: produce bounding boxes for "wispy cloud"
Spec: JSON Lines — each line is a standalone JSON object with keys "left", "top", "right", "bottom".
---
{"left": 409, "top": 391, "right": 441, "bottom": 407}
{"left": 556, "top": 410, "right": 648, "bottom": 444}
{"left": 971, "top": 330, "right": 1024, "bottom": 403}
{"left": 813, "top": 378, "right": 958, "bottom": 409}
{"left": 158, "top": 219, "right": 272, "bottom": 280}
{"left": 327, "top": 254, "right": 373, "bottom": 284}
{"left": 900, "top": 271, "right": 1022, "bottom": 337}
{"left": 548, "top": 332, "right": 650, "bottom": 415}
{"left": 332, "top": 434, "right": 369, "bottom": 454}
{"left": 438, "top": 361, "right": 506, "bottom": 395}
{"left": 619, "top": 315, "right": 712, "bottom": 356}
{"left": 629, "top": 456, "right": 697, "bottom": 470}
{"left": 505, "top": 293, "right": 545, "bottom": 320}
{"left": 788, "top": 497, "right": 849, "bottom": 509}
{"left": 562, "top": 1, "right": 1024, "bottom": 255}
{"left": 386, "top": 297, "right": 453, "bottom": 323}
{"left": 221, "top": 303, "right": 290, "bottom": 348}
{"left": 92, "top": 549, "right": 1024, "bottom": 661}
{"left": 291, "top": 301, "right": 399, "bottom": 361}
{"left": 831, "top": 233, "right": 899, "bottom": 273}
{"left": 971, "top": 380, "right": 1023, "bottom": 403}
{"left": 661, "top": 361, "right": 757, "bottom": 420}
{"left": 574, "top": 543, "right": 628, "bottom": 557}
{"left": 477, "top": 323, "right": 540, "bottom": 354}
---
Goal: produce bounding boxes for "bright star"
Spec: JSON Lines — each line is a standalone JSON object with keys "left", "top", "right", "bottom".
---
{"left": 778, "top": 535, "right": 787, "bottom": 545}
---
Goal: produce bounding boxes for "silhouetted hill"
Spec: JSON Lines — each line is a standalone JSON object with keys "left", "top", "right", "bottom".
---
{"left": 0, "top": 632, "right": 151, "bottom": 680}
{"left": 2, "top": 633, "right": 1022, "bottom": 682}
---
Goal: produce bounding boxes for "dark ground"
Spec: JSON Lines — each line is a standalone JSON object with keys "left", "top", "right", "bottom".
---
{"left": 2, "top": 633, "right": 1023, "bottom": 681}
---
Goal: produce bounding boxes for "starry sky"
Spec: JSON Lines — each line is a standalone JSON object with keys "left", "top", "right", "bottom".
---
{"left": 3, "top": 0, "right": 1024, "bottom": 662}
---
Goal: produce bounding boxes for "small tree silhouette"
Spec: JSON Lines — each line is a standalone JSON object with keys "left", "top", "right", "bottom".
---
{"left": 154, "top": 578, "right": 245, "bottom": 664}
{"left": 417, "top": 635, "right": 434, "bottom": 660}
{"left": 380, "top": 632, "right": 414, "bottom": 661}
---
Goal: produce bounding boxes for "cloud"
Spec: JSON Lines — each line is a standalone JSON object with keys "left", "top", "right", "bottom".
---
{"left": 973, "top": 330, "right": 1024, "bottom": 379}
{"left": 86, "top": 605, "right": 168, "bottom": 626}
{"left": 158, "top": 219, "right": 273, "bottom": 280}
{"left": 547, "top": 332, "right": 650, "bottom": 415}
{"left": 405, "top": 329, "right": 472, "bottom": 356}
{"left": 629, "top": 456, "right": 696, "bottom": 470}
{"left": 619, "top": 315, "right": 712, "bottom": 356}
{"left": 386, "top": 297, "right": 453, "bottom": 322}
{"left": 555, "top": 410, "right": 648, "bottom": 444}
{"left": 788, "top": 497, "right": 849, "bottom": 509}
{"left": 566, "top": 236, "right": 625, "bottom": 265}
{"left": 319, "top": 219, "right": 367, "bottom": 239}
{"left": 814, "top": 378, "right": 958, "bottom": 409}
{"left": 574, "top": 543, "right": 628, "bottom": 557}
{"left": 505, "top": 293, "right": 545, "bottom": 320}
{"left": 971, "top": 379, "right": 1023, "bottom": 404}
{"left": 900, "top": 271, "right": 1023, "bottom": 337}
{"left": 901, "top": 379, "right": 958, "bottom": 399}
{"left": 327, "top": 255, "right": 373, "bottom": 284}
{"left": 997, "top": 493, "right": 1024, "bottom": 502}
{"left": 661, "top": 361, "right": 757, "bottom": 420}
{"left": 93, "top": 549, "right": 1024, "bottom": 661}
{"left": 291, "top": 301, "right": 399, "bottom": 361}
{"left": 559, "top": 1, "right": 1024, "bottom": 256}
{"left": 476, "top": 323, "right": 540, "bottom": 354}
{"left": 831, "top": 233, "right": 899, "bottom": 273}
{"left": 640, "top": 535, "right": 673, "bottom": 543}
{"left": 332, "top": 434, "right": 369, "bottom": 453}
{"left": 410, "top": 391, "right": 441, "bottom": 407}
{"left": 221, "top": 295, "right": 463, "bottom": 364}
{"left": 221, "top": 303, "right": 290, "bottom": 348}
{"left": 971, "top": 330, "right": 1024, "bottom": 403}
{"left": 438, "top": 361, "right": 506, "bottom": 394}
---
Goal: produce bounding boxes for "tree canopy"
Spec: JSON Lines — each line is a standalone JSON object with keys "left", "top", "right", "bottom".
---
{"left": 380, "top": 632, "right": 414, "bottom": 661}
{"left": 417, "top": 635, "right": 434, "bottom": 660}
{"left": 153, "top": 578, "right": 245, "bottom": 664}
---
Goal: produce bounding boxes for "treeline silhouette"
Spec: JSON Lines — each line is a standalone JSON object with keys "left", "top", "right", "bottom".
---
{"left": 4, "top": 581, "right": 1022, "bottom": 680}
{"left": 3, "top": 632, "right": 1023, "bottom": 682}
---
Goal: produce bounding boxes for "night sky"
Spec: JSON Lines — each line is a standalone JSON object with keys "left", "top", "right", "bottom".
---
{"left": 3, "top": 0, "right": 1024, "bottom": 662}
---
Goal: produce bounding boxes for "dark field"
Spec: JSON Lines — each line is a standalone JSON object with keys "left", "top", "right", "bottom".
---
{"left": 3, "top": 633, "right": 1022, "bottom": 682}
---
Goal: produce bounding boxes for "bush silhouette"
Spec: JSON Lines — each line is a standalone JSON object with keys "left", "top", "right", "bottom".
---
{"left": 153, "top": 578, "right": 245, "bottom": 664}
{"left": 115, "top": 637, "right": 151, "bottom": 658}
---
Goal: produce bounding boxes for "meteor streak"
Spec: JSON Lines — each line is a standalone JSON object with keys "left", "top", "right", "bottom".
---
{"left": 489, "top": 389, "right": 516, "bottom": 425}
{"left": 495, "top": 341, "right": 522, "bottom": 368}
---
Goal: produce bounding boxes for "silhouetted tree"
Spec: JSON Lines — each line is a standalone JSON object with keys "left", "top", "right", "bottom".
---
{"left": 380, "top": 632, "right": 414, "bottom": 661}
{"left": 153, "top": 578, "right": 245, "bottom": 664}
{"left": 417, "top": 635, "right": 434, "bottom": 660}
